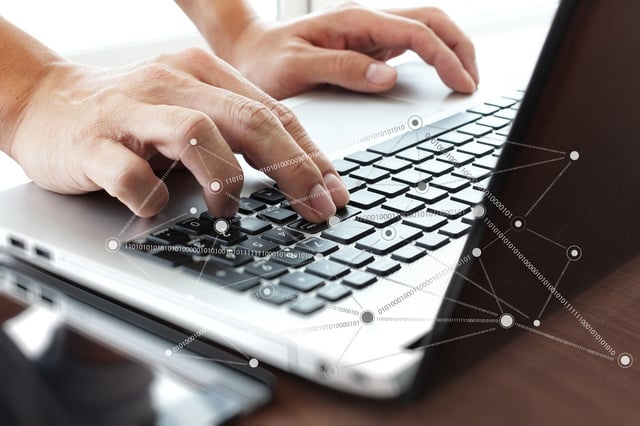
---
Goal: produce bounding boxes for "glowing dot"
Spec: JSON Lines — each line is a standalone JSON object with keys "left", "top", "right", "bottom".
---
{"left": 190, "top": 138, "right": 198, "bottom": 146}
{"left": 472, "top": 204, "right": 486, "bottom": 219}
{"left": 249, "top": 358, "right": 259, "bottom": 368}
{"left": 533, "top": 319, "right": 541, "bottom": 327}
{"left": 214, "top": 219, "right": 230, "bottom": 234}
{"left": 209, "top": 179, "right": 223, "bottom": 193}
{"left": 569, "top": 151, "right": 579, "bottom": 161}
{"left": 189, "top": 207, "right": 198, "bottom": 215}
{"left": 360, "top": 310, "right": 375, "bottom": 325}
{"left": 106, "top": 238, "right": 120, "bottom": 252}
{"left": 618, "top": 353, "right": 633, "bottom": 368}
{"left": 165, "top": 349, "right": 173, "bottom": 357}
{"left": 499, "top": 313, "right": 514, "bottom": 329}
{"left": 472, "top": 248, "right": 482, "bottom": 258}
{"left": 417, "top": 181, "right": 429, "bottom": 192}
{"left": 314, "top": 253, "right": 324, "bottom": 261}
{"left": 408, "top": 115, "right": 423, "bottom": 130}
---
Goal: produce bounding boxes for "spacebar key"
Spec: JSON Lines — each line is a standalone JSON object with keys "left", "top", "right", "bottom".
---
{"left": 183, "top": 261, "right": 261, "bottom": 291}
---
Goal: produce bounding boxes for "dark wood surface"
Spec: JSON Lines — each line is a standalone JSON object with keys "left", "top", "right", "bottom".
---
{"left": 235, "top": 254, "right": 640, "bottom": 426}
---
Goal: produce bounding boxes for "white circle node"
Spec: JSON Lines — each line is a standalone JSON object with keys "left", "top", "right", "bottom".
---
{"left": 328, "top": 215, "right": 341, "bottom": 228}
{"left": 190, "top": 138, "right": 198, "bottom": 146}
{"left": 208, "top": 179, "right": 223, "bottom": 194}
{"left": 360, "top": 310, "right": 375, "bottom": 325}
{"left": 106, "top": 238, "right": 120, "bottom": 253}
{"left": 189, "top": 207, "right": 198, "bottom": 215}
{"left": 314, "top": 253, "right": 324, "bottom": 261}
{"left": 533, "top": 319, "right": 541, "bottom": 327}
{"left": 249, "top": 358, "right": 259, "bottom": 368}
{"left": 569, "top": 151, "right": 580, "bottom": 161}
{"left": 417, "top": 181, "right": 429, "bottom": 193}
{"left": 165, "top": 349, "right": 173, "bottom": 357}
{"left": 408, "top": 115, "right": 424, "bottom": 130}
{"left": 618, "top": 353, "right": 633, "bottom": 368}
{"left": 472, "top": 204, "right": 486, "bottom": 219}
{"left": 214, "top": 219, "right": 230, "bottom": 234}
{"left": 499, "top": 313, "right": 515, "bottom": 329}
{"left": 472, "top": 248, "right": 482, "bottom": 258}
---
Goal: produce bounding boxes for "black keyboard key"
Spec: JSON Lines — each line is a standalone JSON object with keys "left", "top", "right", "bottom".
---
{"left": 237, "top": 238, "right": 279, "bottom": 257}
{"left": 330, "top": 247, "right": 374, "bottom": 268}
{"left": 271, "top": 248, "right": 313, "bottom": 268}
{"left": 476, "top": 116, "right": 510, "bottom": 129}
{"left": 209, "top": 246, "right": 254, "bottom": 267}
{"left": 485, "top": 97, "right": 516, "bottom": 108}
{"left": 306, "top": 260, "right": 350, "bottom": 280}
{"left": 334, "top": 206, "right": 362, "bottom": 221}
{"left": 403, "top": 215, "right": 448, "bottom": 232}
{"left": 396, "top": 147, "right": 433, "bottom": 164}
{"left": 251, "top": 188, "right": 285, "bottom": 204}
{"left": 406, "top": 187, "right": 448, "bottom": 204}
{"left": 151, "top": 250, "right": 193, "bottom": 267}
{"left": 427, "top": 199, "right": 471, "bottom": 219}
{"left": 368, "top": 179, "right": 410, "bottom": 198}
{"left": 258, "top": 208, "right": 298, "bottom": 224}
{"left": 350, "top": 166, "right": 390, "bottom": 184}
{"left": 254, "top": 285, "right": 298, "bottom": 306}
{"left": 450, "top": 187, "right": 485, "bottom": 205}
{"left": 416, "top": 233, "right": 450, "bottom": 250}
{"left": 179, "top": 238, "right": 216, "bottom": 257}
{"left": 149, "top": 228, "right": 190, "bottom": 245}
{"left": 357, "top": 207, "right": 400, "bottom": 228}
{"left": 262, "top": 227, "right": 305, "bottom": 245}
{"left": 416, "top": 159, "right": 454, "bottom": 177}
{"left": 374, "top": 157, "right": 412, "bottom": 173}
{"left": 366, "top": 259, "right": 401, "bottom": 276}
{"left": 317, "top": 284, "right": 352, "bottom": 302}
{"left": 349, "top": 191, "right": 385, "bottom": 209}
{"left": 457, "top": 123, "right": 492, "bottom": 138}
{"left": 175, "top": 218, "right": 210, "bottom": 235}
{"left": 321, "top": 221, "right": 375, "bottom": 244}
{"left": 345, "top": 151, "right": 382, "bottom": 165}
{"left": 296, "top": 238, "right": 339, "bottom": 256}
{"left": 355, "top": 224, "right": 422, "bottom": 255}
{"left": 287, "top": 219, "right": 328, "bottom": 234}
{"left": 342, "top": 271, "right": 377, "bottom": 289}
{"left": 436, "top": 151, "right": 475, "bottom": 166}
{"left": 467, "top": 104, "right": 500, "bottom": 116}
{"left": 238, "top": 197, "right": 267, "bottom": 214}
{"left": 392, "top": 245, "right": 426, "bottom": 263}
{"left": 280, "top": 271, "right": 325, "bottom": 292}
{"left": 333, "top": 159, "right": 360, "bottom": 175}
{"left": 341, "top": 176, "right": 366, "bottom": 193}
{"left": 233, "top": 217, "right": 272, "bottom": 235}
{"left": 418, "top": 139, "right": 455, "bottom": 154}
{"left": 457, "top": 142, "right": 494, "bottom": 157}
{"left": 290, "top": 297, "right": 325, "bottom": 315}
{"left": 439, "top": 221, "right": 471, "bottom": 238}
{"left": 392, "top": 169, "right": 432, "bottom": 187}
{"left": 245, "top": 259, "right": 288, "bottom": 279}
{"left": 382, "top": 197, "right": 425, "bottom": 215}
{"left": 429, "top": 175, "right": 470, "bottom": 193}
{"left": 203, "top": 228, "right": 247, "bottom": 246}
{"left": 438, "top": 132, "right": 473, "bottom": 146}
{"left": 183, "top": 262, "right": 260, "bottom": 291}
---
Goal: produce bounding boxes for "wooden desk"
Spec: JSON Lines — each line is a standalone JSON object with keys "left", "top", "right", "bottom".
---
{"left": 236, "top": 254, "right": 640, "bottom": 426}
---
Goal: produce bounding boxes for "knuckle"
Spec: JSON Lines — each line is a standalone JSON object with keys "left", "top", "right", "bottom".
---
{"left": 234, "top": 98, "right": 279, "bottom": 133}
{"left": 426, "top": 7, "right": 449, "bottom": 20}
{"left": 137, "top": 62, "right": 177, "bottom": 82}
{"left": 173, "top": 111, "right": 215, "bottom": 142}
{"left": 180, "top": 47, "right": 214, "bottom": 65}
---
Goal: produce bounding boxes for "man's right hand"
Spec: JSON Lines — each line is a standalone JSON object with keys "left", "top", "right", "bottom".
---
{"left": 5, "top": 35, "right": 348, "bottom": 222}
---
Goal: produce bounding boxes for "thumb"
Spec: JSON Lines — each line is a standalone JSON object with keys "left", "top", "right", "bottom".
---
{"left": 308, "top": 48, "right": 398, "bottom": 92}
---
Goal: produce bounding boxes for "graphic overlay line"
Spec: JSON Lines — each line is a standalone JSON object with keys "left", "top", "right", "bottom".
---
{"left": 525, "top": 162, "right": 572, "bottom": 217}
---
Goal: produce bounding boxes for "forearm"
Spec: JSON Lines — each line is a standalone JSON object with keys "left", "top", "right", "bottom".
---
{"left": 175, "top": 0, "right": 259, "bottom": 60}
{"left": 0, "top": 18, "right": 63, "bottom": 157}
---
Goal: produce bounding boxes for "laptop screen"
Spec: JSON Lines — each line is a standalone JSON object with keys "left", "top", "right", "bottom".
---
{"left": 412, "top": 0, "right": 640, "bottom": 394}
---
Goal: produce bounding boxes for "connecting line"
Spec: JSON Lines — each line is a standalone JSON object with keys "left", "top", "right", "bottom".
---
{"left": 342, "top": 327, "right": 497, "bottom": 369}
{"left": 525, "top": 162, "right": 572, "bottom": 217}
{"left": 337, "top": 326, "right": 363, "bottom": 364}
{"left": 525, "top": 227, "right": 567, "bottom": 250}
{"left": 515, "top": 323, "right": 614, "bottom": 361}
{"left": 489, "top": 156, "right": 566, "bottom": 177}
{"left": 169, "top": 354, "right": 250, "bottom": 366}
{"left": 195, "top": 144, "right": 244, "bottom": 175}
{"left": 504, "top": 141, "right": 566, "bottom": 155}
{"left": 127, "top": 213, "right": 189, "bottom": 242}
{"left": 381, "top": 275, "right": 499, "bottom": 317}
{"left": 194, "top": 146, "right": 213, "bottom": 179}
{"left": 427, "top": 253, "right": 530, "bottom": 319}
{"left": 118, "top": 252, "right": 153, "bottom": 281}
{"left": 189, "top": 255, "right": 211, "bottom": 296}
{"left": 350, "top": 293, "right": 364, "bottom": 310}
{"left": 118, "top": 145, "right": 191, "bottom": 236}
{"left": 478, "top": 258, "right": 503, "bottom": 314}
{"left": 537, "top": 259, "right": 571, "bottom": 320}
{"left": 482, "top": 229, "right": 512, "bottom": 250}
{"left": 376, "top": 317, "right": 499, "bottom": 324}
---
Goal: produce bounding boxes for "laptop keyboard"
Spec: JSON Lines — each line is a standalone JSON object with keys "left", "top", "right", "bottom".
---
{"left": 124, "top": 92, "right": 522, "bottom": 316}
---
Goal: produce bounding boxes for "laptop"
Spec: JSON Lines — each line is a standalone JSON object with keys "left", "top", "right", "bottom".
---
{"left": 1, "top": 0, "right": 638, "bottom": 399}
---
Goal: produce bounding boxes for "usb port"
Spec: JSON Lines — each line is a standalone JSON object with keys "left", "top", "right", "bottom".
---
{"left": 35, "top": 247, "right": 51, "bottom": 260}
{"left": 9, "top": 237, "right": 25, "bottom": 250}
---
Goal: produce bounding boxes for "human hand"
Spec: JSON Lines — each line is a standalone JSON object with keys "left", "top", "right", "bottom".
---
{"left": 215, "top": 2, "right": 479, "bottom": 99}
{"left": 9, "top": 49, "right": 349, "bottom": 222}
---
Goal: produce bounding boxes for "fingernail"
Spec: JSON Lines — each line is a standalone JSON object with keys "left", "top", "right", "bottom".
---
{"left": 323, "top": 173, "right": 350, "bottom": 206}
{"left": 366, "top": 63, "right": 396, "bottom": 85}
{"left": 310, "top": 183, "right": 336, "bottom": 219}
